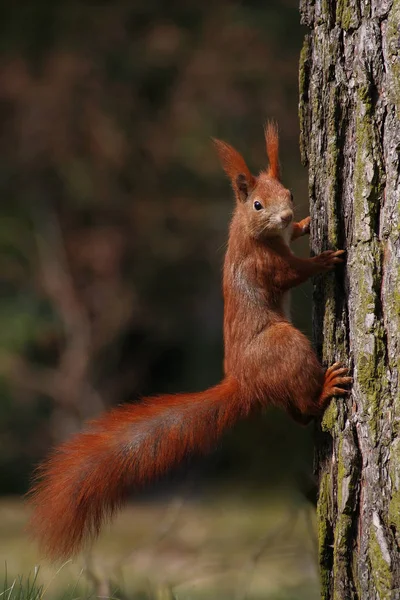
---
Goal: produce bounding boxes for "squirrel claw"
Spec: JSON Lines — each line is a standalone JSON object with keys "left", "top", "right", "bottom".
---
{"left": 326, "top": 361, "right": 343, "bottom": 373}
{"left": 314, "top": 249, "right": 345, "bottom": 271}
{"left": 329, "top": 386, "right": 350, "bottom": 396}
{"left": 319, "top": 363, "right": 352, "bottom": 405}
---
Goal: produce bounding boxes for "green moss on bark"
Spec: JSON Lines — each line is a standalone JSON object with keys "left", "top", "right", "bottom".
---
{"left": 336, "top": 0, "right": 360, "bottom": 30}
{"left": 326, "top": 85, "right": 340, "bottom": 247}
{"left": 321, "top": 400, "right": 338, "bottom": 433}
{"left": 389, "top": 440, "right": 400, "bottom": 544}
{"left": 388, "top": 491, "right": 400, "bottom": 542}
{"left": 353, "top": 93, "right": 383, "bottom": 243}
{"left": 357, "top": 321, "right": 388, "bottom": 443}
{"left": 368, "top": 529, "right": 392, "bottom": 599}
{"left": 386, "top": 0, "right": 400, "bottom": 109}
{"left": 299, "top": 35, "right": 311, "bottom": 166}
{"left": 318, "top": 473, "right": 333, "bottom": 599}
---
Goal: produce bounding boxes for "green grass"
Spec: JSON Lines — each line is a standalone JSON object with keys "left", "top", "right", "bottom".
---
{"left": 2, "top": 568, "right": 44, "bottom": 600}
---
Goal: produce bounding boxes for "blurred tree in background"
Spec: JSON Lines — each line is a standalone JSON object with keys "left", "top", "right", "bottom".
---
{"left": 0, "top": 1, "right": 311, "bottom": 494}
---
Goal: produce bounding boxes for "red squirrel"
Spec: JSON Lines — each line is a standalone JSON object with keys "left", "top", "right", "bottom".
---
{"left": 28, "top": 123, "right": 351, "bottom": 560}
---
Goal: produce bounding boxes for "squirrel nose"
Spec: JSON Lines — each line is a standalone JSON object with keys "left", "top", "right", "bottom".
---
{"left": 280, "top": 210, "right": 293, "bottom": 226}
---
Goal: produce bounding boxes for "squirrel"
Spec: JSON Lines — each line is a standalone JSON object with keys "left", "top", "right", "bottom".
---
{"left": 27, "top": 123, "right": 351, "bottom": 560}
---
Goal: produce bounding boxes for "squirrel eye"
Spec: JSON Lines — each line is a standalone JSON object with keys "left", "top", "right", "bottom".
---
{"left": 254, "top": 200, "right": 263, "bottom": 211}
{"left": 289, "top": 191, "right": 294, "bottom": 203}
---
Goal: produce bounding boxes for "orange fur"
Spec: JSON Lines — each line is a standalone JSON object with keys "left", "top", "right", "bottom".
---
{"left": 264, "top": 121, "right": 280, "bottom": 179}
{"left": 213, "top": 139, "right": 256, "bottom": 203}
{"left": 29, "top": 378, "right": 250, "bottom": 559}
{"left": 27, "top": 125, "right": 351, "bottom": 560}
{"left": 212, "top": 139, "right": 254, "bottom": 183}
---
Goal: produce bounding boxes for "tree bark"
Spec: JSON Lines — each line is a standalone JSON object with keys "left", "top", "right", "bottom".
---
{"left": 299, "top": 0, "right": 400, "bottom": 598}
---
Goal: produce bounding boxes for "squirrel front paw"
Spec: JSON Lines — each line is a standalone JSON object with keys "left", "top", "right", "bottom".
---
{"left": 313, "top": 249, "right": 345, "bottom": 271}
{"left": 298, "top": 216, "right": 311, "bottom": 235}
{"left": 291, "top": 216, "right": 311, "bottom": 241}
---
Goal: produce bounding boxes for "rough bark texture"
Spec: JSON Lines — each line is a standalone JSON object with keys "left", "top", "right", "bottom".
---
{"left": 299, "top": 0, "right": 400, "bottom": 598}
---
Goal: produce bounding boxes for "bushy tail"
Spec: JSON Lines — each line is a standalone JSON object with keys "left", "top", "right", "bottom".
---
{"left": 28, "top": 377, "right": 245, "bottom": 560}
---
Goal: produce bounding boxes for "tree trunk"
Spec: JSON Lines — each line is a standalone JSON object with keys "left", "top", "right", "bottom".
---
{"left": 299, "top": 1, "right": 400, "bottom": 598}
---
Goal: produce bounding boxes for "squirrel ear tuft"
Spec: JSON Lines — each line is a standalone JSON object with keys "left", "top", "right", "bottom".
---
{"left": 264, "top": 121, "right": 280, "bottom": 180}
{"left": 213, "top": 138, "right": 255, "bottom": 202}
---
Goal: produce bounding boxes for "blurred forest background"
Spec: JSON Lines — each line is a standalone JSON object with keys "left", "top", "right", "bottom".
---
{"left": 0, "top": 1, "right": 319, "bottom": 598}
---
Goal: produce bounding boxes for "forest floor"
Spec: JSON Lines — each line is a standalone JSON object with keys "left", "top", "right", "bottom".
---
{"left": 0, "top": 491, "right": 319, "bottom": 599}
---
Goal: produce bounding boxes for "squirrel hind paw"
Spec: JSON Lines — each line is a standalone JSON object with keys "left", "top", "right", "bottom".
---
{"left": 319, "top": 363, "right": 352, "bottom": 405}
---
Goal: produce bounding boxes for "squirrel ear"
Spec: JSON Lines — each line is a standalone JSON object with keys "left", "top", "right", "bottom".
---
{"left": 213, "top": 138, "right": 255, "bottom": 202}
{"left": 264, "top": 121, "right": 280, "bottom": 180}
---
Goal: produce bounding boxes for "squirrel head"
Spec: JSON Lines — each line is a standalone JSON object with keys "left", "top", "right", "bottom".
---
{"left": 214, "top": 122, "right": 294, "bottom": 240}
